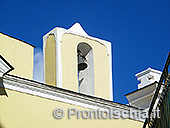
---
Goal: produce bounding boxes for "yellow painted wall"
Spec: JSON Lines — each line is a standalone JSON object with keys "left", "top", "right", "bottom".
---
{"left": 0, "top": 89, "right": 143, "bottom": 128}
{"left": 61, "top": 33, "right": 110, "bottom": 99}
{"left": 44, "top": 34, "right": 56, "bottom": 86}
{"left": 0, "top": 33, "right": 34, "bottom": 79}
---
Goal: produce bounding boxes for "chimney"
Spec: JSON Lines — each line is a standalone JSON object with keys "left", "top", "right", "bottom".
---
{"left": 135, "top": 67, "right": 162, "bottom": 89}
{"left": 125, "top": 67, "right": 162, "bottom": 109}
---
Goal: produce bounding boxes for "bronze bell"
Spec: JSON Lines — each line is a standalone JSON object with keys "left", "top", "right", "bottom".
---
{"left": 77, "top": 50, "right": 88, "bottom": 71}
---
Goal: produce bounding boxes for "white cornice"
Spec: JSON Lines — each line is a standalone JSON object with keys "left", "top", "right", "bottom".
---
{"left": 135, "top": 67, "right": 162, "bottom": 78}
{"left": 3, "top": 74, "right": 143, "bottom": 122}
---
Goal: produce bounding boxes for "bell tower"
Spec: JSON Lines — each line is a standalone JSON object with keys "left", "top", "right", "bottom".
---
{"left": 43, "top": 23, "right": 113, "bottom": 100}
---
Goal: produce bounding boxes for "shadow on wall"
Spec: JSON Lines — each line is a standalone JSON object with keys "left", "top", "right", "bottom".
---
{"left": 0, "top": 121, "right": 4, "bottom": 128}
{"left": 0, "top": 78, "right": 8, "bottom": 96}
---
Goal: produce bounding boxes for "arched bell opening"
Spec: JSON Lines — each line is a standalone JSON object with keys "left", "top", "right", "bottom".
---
{"left": 77, "top": 43, "right": 94, "bottom": 95}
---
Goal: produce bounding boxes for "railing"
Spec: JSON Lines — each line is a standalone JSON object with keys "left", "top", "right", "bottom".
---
{"left": 143, "top": 52, "right": 170, "bottom": 128}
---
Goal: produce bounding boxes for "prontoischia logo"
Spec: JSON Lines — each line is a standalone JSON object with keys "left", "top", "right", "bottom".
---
{"left": 53, "top": 107, "right": 160, "bottom": 120}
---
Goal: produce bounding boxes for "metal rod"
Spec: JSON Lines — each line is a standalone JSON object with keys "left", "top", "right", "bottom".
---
{"left": 143, "top": 52, "right": 170, "bottom": 128}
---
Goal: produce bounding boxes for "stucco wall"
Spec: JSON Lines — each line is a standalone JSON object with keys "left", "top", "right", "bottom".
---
{"left": 0, "top": 89, "right": 143, "bottom": 128}
{"left": 0, "top": 33, "right": 34, "bottom": 79}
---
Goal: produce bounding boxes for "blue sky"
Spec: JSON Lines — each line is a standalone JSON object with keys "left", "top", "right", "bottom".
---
{"left": 0, "top": 0, "right": 170, "bottom": 104}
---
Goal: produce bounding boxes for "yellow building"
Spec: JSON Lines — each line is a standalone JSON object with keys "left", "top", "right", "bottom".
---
{"left": 0, "top": 23, "right": 144, "bottom": 128}
{"left": 0, "top": 32, "right": 34, "bottom": 79}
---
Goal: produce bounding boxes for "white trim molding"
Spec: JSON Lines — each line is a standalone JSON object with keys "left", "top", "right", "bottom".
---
{"left": 3, "top": 74, "right": 143, "bottom": 122}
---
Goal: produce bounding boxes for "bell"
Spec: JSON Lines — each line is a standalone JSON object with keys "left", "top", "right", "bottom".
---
{"left": 78, "top": 62, "right": 88, "bottom": 71}
{"left": 78, "top": 54, "right": 88, "bottom": 71}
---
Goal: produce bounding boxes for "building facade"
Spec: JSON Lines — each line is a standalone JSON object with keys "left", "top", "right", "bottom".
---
{"left": 2, "top": 23, "right": 168, "bottom": 128}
